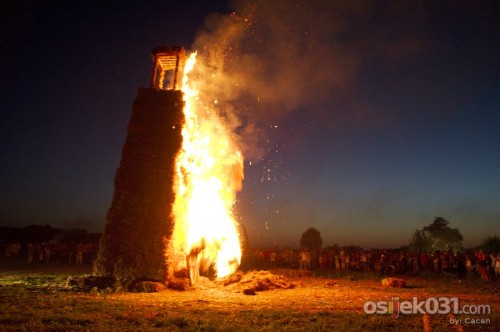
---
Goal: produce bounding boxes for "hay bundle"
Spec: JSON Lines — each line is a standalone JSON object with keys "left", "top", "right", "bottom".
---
{"left": 381, "top": 277, "right": 406, "bottom": 288}
{"left": 236, "top": 270, "right": 295, "bottom": 295}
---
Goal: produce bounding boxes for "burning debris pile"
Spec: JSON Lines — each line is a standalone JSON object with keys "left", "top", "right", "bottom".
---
{"left": 161, "top": 270, "right": 296, "bottom": 294}
{"left": 64, "top": 270, "right": 295, "bottom": 295}
{"left": 222, "top": 270, "right": 296, "bottom": 295}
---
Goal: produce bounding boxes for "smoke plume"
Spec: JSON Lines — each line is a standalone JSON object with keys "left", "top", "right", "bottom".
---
{"left": 190, "top": 0, "right": 428, "bottom": 160}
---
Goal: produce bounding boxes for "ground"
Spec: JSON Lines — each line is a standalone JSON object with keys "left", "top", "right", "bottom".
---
{"left": 0, "top": 263, "right": 498, "bottom": 331}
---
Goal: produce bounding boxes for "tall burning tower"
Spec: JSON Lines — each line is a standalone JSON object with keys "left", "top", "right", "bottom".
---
{"left": 94, "top": 46, "right": 186, "bottom": 281}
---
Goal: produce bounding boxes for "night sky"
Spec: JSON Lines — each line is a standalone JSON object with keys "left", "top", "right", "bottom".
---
{"left": 1, "top": 1, "right": 498, "bottom": 249}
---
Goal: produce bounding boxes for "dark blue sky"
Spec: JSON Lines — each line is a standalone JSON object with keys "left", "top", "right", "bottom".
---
{"left": 1, "top": 1, "right": 498, "bottom": 249}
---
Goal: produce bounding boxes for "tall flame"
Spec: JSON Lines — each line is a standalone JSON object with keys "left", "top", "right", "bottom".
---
{"left": 170, "top": 52, "right": 243, "bottom": 283}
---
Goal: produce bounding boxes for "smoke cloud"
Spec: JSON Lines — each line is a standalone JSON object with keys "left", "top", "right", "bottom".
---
{"left": 190, "top": 0, "right": 428, "bottom": 160}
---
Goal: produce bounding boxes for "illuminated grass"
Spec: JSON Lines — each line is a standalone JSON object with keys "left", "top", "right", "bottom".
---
{"left": 0, "top": 263, "right": 498, "bottom": 331}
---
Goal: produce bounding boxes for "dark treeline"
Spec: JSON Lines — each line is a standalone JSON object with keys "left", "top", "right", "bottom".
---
{"left": 0, "top": 224, "right": 101, "bottom": 244}
{"left": 0, "top": 225, "right": 101, "bottom": 264}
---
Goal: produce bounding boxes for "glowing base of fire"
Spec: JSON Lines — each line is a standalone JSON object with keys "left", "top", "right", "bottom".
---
{"left": 168, "top": 51, "right": 243, "bottom": 285}
{"left": 186, "top": 179, "right": 241, "bottom": 276}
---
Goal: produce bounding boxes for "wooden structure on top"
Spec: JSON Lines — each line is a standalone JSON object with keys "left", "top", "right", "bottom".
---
{"left": 150, "top": 45, "right": 186, "bottom": 91}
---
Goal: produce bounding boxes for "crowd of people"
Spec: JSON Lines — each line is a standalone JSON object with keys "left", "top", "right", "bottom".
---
{"left": 1, "top": 239, "right": 99, "bottom": 265}
{"left": 2, "top": 238, "right": 499, "bottom": 282}
{"left": 245, "top": 246, "right": 500, "bottom": 281}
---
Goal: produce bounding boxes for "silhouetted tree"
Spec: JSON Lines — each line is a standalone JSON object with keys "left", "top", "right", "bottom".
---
{"left": 300, "top": 227, "right": 322, "bottom": 251}
{"left": 480, "top": 235, "right": 500, "bottom": 253}
{"left": 408, "top": 229, "right": 433, "bottom": 253}
{"left": 409, "top": 217, "right": 463, "bottom": 253}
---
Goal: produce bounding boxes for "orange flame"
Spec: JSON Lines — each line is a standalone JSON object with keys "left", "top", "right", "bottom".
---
{"left": 170, "top": 52, "right": 243, "bottom": 284}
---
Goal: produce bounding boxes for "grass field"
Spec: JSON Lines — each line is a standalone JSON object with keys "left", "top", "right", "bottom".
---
{"left": 0, "top": 263, "right": 498, "bottom": 331}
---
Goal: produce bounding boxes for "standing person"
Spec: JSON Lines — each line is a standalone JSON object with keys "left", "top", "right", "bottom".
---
{"left": 27, "top": 242, "right": 34, "bottom": 263}
{"left": 334, "top": 253, "right": 340, "bottom": 270}
{"left": 465, "top": 255, "right": 473, "bottom": 279}
{"left": 270, "top": 250, "right": 276, "bottom": 268}
{"left": 433, "top": 254, "right": 440, "bottom": 275}
{"left": 419, "top": 252, "right": 428, "bottom": 273}
{"left": 495, "top": 254, "right": 500, "bottom": 279}
{"left": 299, "top": 248, "right": 310, "bottom": 270}
{"left": 67, "top": 243, "right": 75, "bottom": 264}
{"left": 318, "top": 249, "right": 328, "bottom": 271}
{"left": 275, "top": 250, "right": 282, "bottom": 268}
{"left": 44, "top": 242, "right": 52, "bottom": 264}
{"left": 282, "top": 248, "right": 291, "bottom": 268}
{"left": 339, "top": 248, "right": 346, "bottom": 270}
{"left": 456, "top": 252, "right": 467, "bottom": 279}
{"left": 360, "top": 252, "right": 367, "bottom": 272}
{"left": 476, "top": 250, "right": 489, "bottom": 281}
{"left": 0, "top": 240, "right": 6, "bottom": 262}
{"left": 35, "top": 242, "right": 44, "bottom": 262}
{"left": 76, "top": 242, "right": 84, "bottom": 264}
{"left": 485, "top": 254, "right": 494, "bottom": 281}
{"left": 261, "top": 248, "right": 270, "bottom": 269}
{"left": 484, "top": 254, "right": 494, "bottom": 281}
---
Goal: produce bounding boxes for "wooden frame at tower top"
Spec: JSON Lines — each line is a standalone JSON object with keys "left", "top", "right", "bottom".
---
{"left": 150, "top": 45, "right": 186, "bottom": 91}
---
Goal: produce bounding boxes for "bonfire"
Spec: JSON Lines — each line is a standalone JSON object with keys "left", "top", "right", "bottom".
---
{"left": 169, "top": 52, "right": 244, "bottom": 286}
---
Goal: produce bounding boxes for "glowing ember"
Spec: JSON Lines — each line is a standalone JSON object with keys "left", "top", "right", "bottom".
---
{"left": 170, "top": 52, "right": 243, "bottom": 285}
